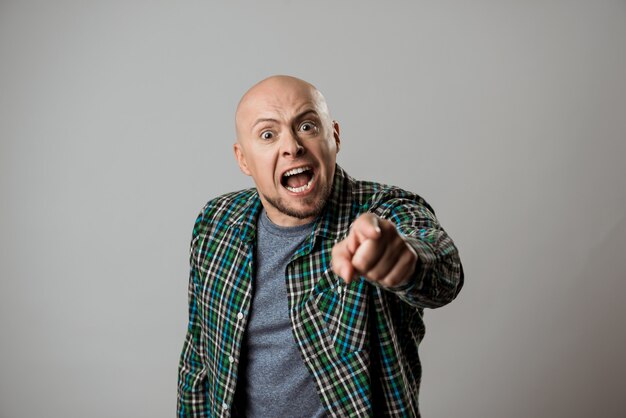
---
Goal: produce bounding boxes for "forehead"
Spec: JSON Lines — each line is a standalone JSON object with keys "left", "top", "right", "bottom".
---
{"left": 236, "top": 81, "right": 328, "bottom": 129}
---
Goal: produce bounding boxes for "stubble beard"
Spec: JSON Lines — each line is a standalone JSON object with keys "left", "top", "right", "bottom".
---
{"left": 262, "top": 181, "right": 333, "bottom": 220}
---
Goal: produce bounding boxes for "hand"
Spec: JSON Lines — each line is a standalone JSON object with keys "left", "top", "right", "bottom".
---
{"left": 331, "top": 213, "right": 418, "bottom": 288}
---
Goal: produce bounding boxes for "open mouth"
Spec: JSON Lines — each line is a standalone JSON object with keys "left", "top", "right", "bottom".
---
{"left": 281, "top": 166, "right": 315, "bottom": 193}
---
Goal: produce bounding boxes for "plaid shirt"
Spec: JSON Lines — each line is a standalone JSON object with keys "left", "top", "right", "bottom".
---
{"left": 177, "top": 165, "right": 463, "bottom": 417}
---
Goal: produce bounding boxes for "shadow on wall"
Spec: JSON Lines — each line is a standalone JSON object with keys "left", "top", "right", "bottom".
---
{"left": 535, "top": 214, "right": 626, "bottom": 418}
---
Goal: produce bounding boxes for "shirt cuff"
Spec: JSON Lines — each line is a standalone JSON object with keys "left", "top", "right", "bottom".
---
{"left": 402, "top": 235, "right": 438, "bottom": 291}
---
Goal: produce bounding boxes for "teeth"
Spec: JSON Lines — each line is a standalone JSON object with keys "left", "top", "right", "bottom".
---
{"left": 285, "top": 176, "right": 314, "bottom": 193}
{"left": 283, "top": 166, "right": 311, "bottom": 177}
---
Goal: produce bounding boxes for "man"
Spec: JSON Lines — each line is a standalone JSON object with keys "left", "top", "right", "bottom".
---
{"left": 177, "top": 75, "right": 463, "bottom": 417}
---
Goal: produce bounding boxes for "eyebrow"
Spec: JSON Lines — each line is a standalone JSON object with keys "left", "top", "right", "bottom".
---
{"left": 251, "top": 118, "right": 279, "bottom": 130}
{"left": 296, "top": 109, "right": 320, "bottom": 121}
{"left": 250, "top": 109, "right": 320, "bottom": 130}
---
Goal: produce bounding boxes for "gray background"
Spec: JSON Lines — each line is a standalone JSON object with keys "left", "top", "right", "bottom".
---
{"left": 1, "top": 1, "right": 625, "bottom": 417}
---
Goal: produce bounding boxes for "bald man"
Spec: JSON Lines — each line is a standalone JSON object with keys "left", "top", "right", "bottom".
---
{"left": 177, "top": 76, "right": 463, "bottom": 417}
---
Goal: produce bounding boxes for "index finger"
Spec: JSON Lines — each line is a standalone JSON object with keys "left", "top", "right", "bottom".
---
{"left": 350, "top": 213, "right": 382, "bottom": 245}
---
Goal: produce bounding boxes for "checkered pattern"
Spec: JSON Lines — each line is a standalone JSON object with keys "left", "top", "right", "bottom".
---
{"left": 177, "top": 166, "right": 463, "bottom": 417}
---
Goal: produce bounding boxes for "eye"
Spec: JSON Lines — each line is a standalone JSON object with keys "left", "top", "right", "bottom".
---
{"left": 299, "top": 122, "right": 316, "bottom": 133}
{"left": 260, "top": 131, "right": 274, "bottom": 140}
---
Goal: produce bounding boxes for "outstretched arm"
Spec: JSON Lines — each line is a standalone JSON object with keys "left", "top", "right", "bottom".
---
{"left": 332, "top": 198, "right": 463, "bottom": 308}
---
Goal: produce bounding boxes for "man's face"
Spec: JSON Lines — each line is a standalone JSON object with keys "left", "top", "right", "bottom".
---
{"left": 234, "top": 77, "right": 340, "bottom": 226}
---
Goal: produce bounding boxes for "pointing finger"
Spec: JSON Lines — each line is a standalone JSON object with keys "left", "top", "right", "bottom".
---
{"left": 350, "top": 214, "right": 382, "bottom": 245}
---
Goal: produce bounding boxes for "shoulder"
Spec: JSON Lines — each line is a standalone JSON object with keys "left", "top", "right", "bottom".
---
{"left": 349, "top": 178, "right": 434, "bottom": 216}
{"left": 192, "top": 188, "right": 258, "bottom": 237}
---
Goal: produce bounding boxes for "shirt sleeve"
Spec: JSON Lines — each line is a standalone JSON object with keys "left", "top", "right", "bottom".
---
{"left": 177, "top": 225, "right": 211, "bottom": 416}
{"left": 374, "top": 194, "right": 464, "bottom": 309}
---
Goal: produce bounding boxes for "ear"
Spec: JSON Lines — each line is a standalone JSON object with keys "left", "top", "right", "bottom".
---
{"left": 332, "top": 120, "right": 341, "bottom": 153}
{"left": 233, "top": 142, "right": 252, "bottom": 176}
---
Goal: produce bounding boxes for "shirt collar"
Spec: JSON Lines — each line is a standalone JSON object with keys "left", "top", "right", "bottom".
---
{"left": 226, "top": 190, "right": 263, "bottom": 243}
{"left": 313, "top": 164, "right": 354, "bottom": 241}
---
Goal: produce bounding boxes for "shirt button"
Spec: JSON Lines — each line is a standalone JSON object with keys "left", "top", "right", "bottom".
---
{"left": 229, "top": 355, "right": 235, "bottom": 363}
{"left": 237, "top": 312, "right": 244, "bottom": 320}
{"left": 222, "top": 402, "right": 229, "bottom": 410}
{"left": 337, "top": 286, "right": 343, "bottom": 295}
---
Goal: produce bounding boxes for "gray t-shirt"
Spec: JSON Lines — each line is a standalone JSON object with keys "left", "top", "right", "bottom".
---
{"left": 233, "top": 209, "right": 326, "bottom": 418}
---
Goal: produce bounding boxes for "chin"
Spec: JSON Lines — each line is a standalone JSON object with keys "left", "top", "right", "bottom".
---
{"left": 264, "top": 190, "right": 329, "bottom": 221}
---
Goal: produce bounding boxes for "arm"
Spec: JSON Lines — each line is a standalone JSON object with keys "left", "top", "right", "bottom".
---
{"left": 332, "top": 195, "right": 463, "bottom": 309}
{"left": 177, "top": 228, "right": 210, "bottom": 416}
{"left": 379, "top": 197, "right": 463, "bottom": 308}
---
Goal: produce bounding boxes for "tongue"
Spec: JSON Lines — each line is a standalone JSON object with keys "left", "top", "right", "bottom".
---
{"left": 286, "top": 172, "right": 311, "bottom": 188}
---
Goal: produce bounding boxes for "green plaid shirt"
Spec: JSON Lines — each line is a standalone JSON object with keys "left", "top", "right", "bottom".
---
{"left": 177, "top": 165, "right": 463, "bottom": 417}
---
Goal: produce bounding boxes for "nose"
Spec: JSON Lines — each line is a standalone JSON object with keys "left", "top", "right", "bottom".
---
{"left": 281, "top": 130, "right": 305, "bottom": 158}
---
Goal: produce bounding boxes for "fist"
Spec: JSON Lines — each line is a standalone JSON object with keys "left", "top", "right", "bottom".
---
{"left": 331, "top": 213, "right": 418, "bottom": 288}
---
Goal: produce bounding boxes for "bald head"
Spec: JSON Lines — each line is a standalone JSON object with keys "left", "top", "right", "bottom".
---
{"left": 235, "top": 75, "right": 332, "bottom": 141}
